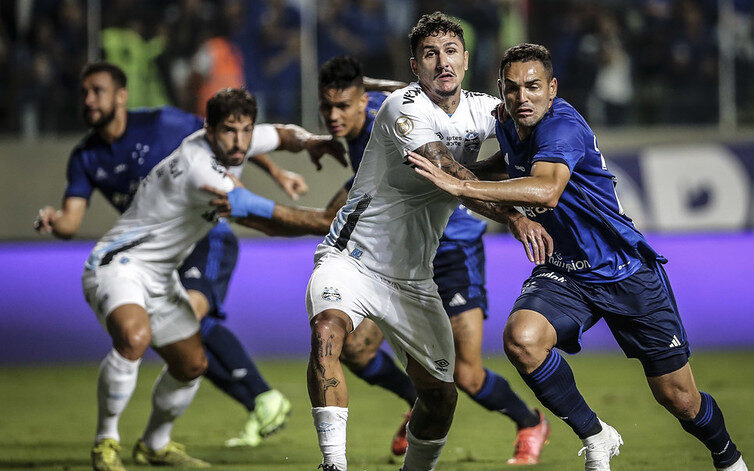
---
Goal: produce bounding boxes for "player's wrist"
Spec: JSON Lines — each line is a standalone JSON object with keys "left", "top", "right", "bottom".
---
{"left": 227, "top": 187, "right": 276, "bottom": 219}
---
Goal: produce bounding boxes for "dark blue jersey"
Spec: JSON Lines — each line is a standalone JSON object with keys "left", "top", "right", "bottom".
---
{"left": 346, "top": 91, "right": 487, "bottom": 242}
{"left": 496, "top": 97, "right": 646, "bottom": 282}
{"left": 64, "top": 106, "right": 204, "bottom": 213}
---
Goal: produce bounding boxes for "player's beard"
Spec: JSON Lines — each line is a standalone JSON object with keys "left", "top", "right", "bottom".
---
{"left": 84, "top": 106, "right": 116, "bottom": 129}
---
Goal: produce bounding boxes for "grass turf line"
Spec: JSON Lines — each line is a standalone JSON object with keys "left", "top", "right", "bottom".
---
{"left": 1, "top": 351, "right": 752, "bottom": 470}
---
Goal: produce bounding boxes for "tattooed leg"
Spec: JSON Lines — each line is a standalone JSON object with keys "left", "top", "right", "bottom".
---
{"left": 307, "top": 309, "right": 353, "bottom": 407}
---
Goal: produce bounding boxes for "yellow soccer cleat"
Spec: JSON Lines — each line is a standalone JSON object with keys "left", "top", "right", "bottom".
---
{"left": 92, "top": 438, "right": 126, "bottom": 471}
{"left": 224, "top": 414, "right": 262, "bottom": 448}
{"left": 253, "top": 389, "right": 291, "bottom": 437}
{"left": 132, "top": 439, "right": 210, "bottom": 468}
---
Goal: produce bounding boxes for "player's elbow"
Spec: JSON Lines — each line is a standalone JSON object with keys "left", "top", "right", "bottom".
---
{"left": 52, "top": 226, "right": 78, "bottom": 240}
{"left": 539, "top": 190, "right": 560, "bottom": 209}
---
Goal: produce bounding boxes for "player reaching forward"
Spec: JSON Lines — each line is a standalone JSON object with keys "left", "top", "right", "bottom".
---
{"left": 303, "top": 14, "right": 551, "bottom": 471}
{"left": 409, "top": 43, "right": 748, "bottom": 471}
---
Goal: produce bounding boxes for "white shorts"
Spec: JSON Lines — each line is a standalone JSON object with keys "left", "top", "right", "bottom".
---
{"left": 306, "top": 248, "right": 454, "bottom": 382}
{"left": 82, "top": 255, "right": 199, "bottom": 348}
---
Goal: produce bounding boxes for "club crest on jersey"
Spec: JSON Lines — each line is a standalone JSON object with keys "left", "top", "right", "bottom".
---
{"left": 395, "top": 116, "right": 414, "bottom": 136}
{"left": 322, "top": 286, "right": 341, "bottom": 302}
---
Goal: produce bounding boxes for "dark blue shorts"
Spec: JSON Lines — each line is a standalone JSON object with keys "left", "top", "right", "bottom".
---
{"left": 178, "top": 222, "right": 239, "bottom": 319}
{"left": 511, "top": 263, "right": 690, "bottom": 377}
{"left": 433, "top": 238, "right": 488, "bottom": 317}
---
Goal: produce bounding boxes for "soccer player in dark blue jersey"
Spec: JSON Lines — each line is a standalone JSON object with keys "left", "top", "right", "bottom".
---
{"left": 244, "top": 55, "right": 551, "bottom": 464}
{"left": 34, "top": 62, "right": 348, "bottom": 464}
{"left": 409, "top": 43, "right": 747, "bottom": 471}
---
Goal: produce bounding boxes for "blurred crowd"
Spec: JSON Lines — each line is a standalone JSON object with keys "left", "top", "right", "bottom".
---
{"left": 1, "top": 0, "right": 753, "bottom": 135}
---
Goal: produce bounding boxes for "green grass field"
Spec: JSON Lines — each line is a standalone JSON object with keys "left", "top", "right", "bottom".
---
{"left": 1, "top": 351, "right": 752, "bottom": 470}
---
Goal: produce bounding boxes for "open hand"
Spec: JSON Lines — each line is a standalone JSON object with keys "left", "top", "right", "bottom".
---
{"left": 306, "top": 136, "right": 347, "bottom": 170}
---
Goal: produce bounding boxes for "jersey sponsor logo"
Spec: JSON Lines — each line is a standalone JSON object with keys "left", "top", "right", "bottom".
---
{"left": 547, "top": 252, "right": 592, "bottom": 271}
{"left": 522, "top": 206, "right": 553, "bottom": 218}
{"left": 669, "top": 335, "right": 682, "bottom": 348}
{"left": 95, "top": 168, "right": 108, "bottom": 180}
{"left": 184, "top": 266, "right": 202, "bottom": 279}
{"left": 322, "top": 286, "right": 341, "bottom": 302}
{"left": 349, "top": 247, "right": 363, "bottom": 260}
{"left": 463, "top": 131, "right": 480, "bottom": 152}
{"left": 395, "top": 116, "right": 414, "bottom": 136}
{"left": 114, "top": 164, "right": 127, "bottom": 174}
{"left": 435, "top": 131, "right": 444, "bottom": 140}
{"left": 521, "top": 281, "right": 538, "bottom": 295}
{"left": 534, "top": 271, "right": 565, "bottom": 283}
{"left": 434, "top": 358, "right": 450, "bottom": 372}
{"left": 402, "top": 88, "right": 421, "bottom": 104}
{"left": 448, "top": 292, "right": 467, "bottom": 307}
{"left": 463, "top": 90, "right": 492, "bottom": 99}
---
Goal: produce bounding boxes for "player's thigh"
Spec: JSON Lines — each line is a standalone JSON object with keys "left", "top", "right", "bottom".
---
{"left": 600, "top": 264, "right": 690, "bottom": 377}
{"left": 147, "top": 272, "right": 201, "bottom": 352}
{"left": 178, "top": 224, "right": 238, "bottom": 319}
{"left": 341, "top": 318, "right": 384, "bottom": 368}
{"left": 82, "top": 262, "right": 152, "bottom": 356}
{"left": 371, "top": 278, "right": 455, "bottom": 383}
{"left": 507, "top": 267, "right": 597, "bottom": 355}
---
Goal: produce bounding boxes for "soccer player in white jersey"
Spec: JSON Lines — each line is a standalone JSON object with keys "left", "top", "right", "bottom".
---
{"left": 81, "top": 88, "right": 332, "bottom": 470}
{"left": 304, "top": 13, "right": 551, "bottom": 471}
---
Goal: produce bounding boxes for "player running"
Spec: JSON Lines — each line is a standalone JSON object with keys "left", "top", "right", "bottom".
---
{"left": 409, "top": 43, "right": 748, "bottom": 471}
{"left": 303, "top": 14, "right": 551, "bottom": 471}
{"left": 34, "top": 63, "right": 345, "bottom": 469}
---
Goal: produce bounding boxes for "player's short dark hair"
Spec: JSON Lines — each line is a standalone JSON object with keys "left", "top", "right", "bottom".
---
{"left": 499, "top": 43, "right": 554, "bottom": 80}
{"left": 205, "top": 88, "right": 257, "bottom": 127}
{"left": 409, "top": 12, "right": 465, "bottom": 58}
{"left": 80, "top": 62, "right": 127, "bottom": 88}
{"left": 319, "top": 56, "right": 364, "bottom": 91}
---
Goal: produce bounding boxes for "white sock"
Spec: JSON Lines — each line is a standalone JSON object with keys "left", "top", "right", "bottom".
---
{"left": 141, "top": 366, "right": 201, "bottom": 451}
{"left": 95, "top": 349, "right": 141, "bottom": 443}
{"left": 402, "top": 427, "right": 447, "bottom": 471}
{"left": 312, "top": 406, "right": 348, "bottom": 470}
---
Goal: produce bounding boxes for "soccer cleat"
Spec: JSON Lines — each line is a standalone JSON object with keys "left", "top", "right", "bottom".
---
{"left": 391, "top": 409, "right": 411, "bottom": 456}
{"left": 91, "top": 438, "right": 125, "bottom": 471}
{"left": 224, "top": 413, "right": 262, "bottom": 447}
{"left": 717, "top": 455, "right": 749, "bottom": 471}
{"left": 317, "top": 464, "right": 343, "bottom": 471}
{"left": 253, "top": 389, "right": 292, "bottom": 437}
{"left": 132, "top": 439, "right": 210, "bottom": 468}
{"left": 506, "top": 409, "right": 550, "bottom": 465}
{"left": 577, "top": 419, "right": 623, "bottom": 471}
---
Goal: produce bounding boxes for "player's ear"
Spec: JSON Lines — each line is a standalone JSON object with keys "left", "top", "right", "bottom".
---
{"left": 409, "top": 57, "right": 418, "bottom": 77}
{"left": 497, "top": 78, "right": 503, "bottom": 98}
{"left": 550, "top": 77, "right": 558, "bottom": 97}
{"left": 463, "top": 49, "right": 469, "bottom": 71}
{"left": 116, "top": 87, "right": 128, "bottom": 107}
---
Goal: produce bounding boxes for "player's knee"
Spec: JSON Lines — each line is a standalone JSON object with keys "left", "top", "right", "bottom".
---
{"left": 170, "top": 352, "right": 207, "bottom": 382}
{"left": 656, "top": 388, "right": 700, "bottom": 420}
{"left": 113, "top": 326, "right": 151, "bottom": 360}
{"left": 503, "top": 322, "right": 545, "bottom": 361}
{"left": 453, "top": 361, "right": 485, "bottom": 396}
{"left": 416, "top": 381, "right": 457, "bottom": 413}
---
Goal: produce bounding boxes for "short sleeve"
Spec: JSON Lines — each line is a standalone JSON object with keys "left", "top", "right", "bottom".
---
{"left": 64, "top": 149, "right": 94, "bottom": 201}
{"left": 531, "top": 118, "right": 584, "bottom": 173}
{"left": 377, "top": 90, "right": 440, "bottom": 154}
{"left": 247, "top": 124, "right": 281, "bottom": 157}
{"left": 185, "top": 157, "right": 235, "bottom": 205}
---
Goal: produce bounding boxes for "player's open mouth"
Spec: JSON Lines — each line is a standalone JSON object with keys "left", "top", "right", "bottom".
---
{"left": 436, "top": 72, "right": 454, "bottom": 80}
{"left": 516, "top": 108, "right": 534, "bottom": 117}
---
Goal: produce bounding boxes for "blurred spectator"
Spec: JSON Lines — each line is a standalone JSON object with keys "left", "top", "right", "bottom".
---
{"left": 589, "top": 12, "right": 633, "bottom": 126}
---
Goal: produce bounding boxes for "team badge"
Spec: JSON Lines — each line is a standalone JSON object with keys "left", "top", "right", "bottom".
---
{"left": 463, "top": 131, "right": 480, "bottom": 151}
{"left": 322, "top": 286, "right": 341, "bottom": 302}
{"left": 395, "top": 116, "right": 414, "bottom": 136}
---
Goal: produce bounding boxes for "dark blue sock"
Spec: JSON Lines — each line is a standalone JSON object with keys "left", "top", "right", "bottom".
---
{"left": 353, "top": 349, "right": 417, "bottom": 406}
{"left": 520, "top": 350, "right": 601, "bottom": 439}
{"left": 204, "top": 349, "right": 255, "bottom": 411}
{"left": 471, "top": 369, "right": 540, "bottom": 429}
{"left": 679, "top": 392, "right": 740, "bottom": 468}
{"left": 201, "top": 318, "right": 270, "bottom": 407}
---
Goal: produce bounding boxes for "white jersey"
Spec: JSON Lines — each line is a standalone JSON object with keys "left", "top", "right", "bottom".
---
{"left": 86, "top": 129, "right": 235, "bottom": 275}
{"left": 319, "top": 83, "right": 500, "bottom": 280}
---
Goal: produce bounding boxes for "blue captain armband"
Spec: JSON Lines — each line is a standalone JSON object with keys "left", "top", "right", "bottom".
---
{"left": 227, "top": 187, "right": 275, "bottom": 219}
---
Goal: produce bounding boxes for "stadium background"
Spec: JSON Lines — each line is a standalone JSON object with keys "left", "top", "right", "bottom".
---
{"left": 0, "top": 1, "right": 753, "bottom": 469}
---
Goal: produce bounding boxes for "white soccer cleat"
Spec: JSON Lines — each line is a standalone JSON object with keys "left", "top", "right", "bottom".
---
{"left": 717, "top": 455, "right": 748, "bottom": 471}
{"left": 578, "top": 419, "right": 623, "bottom": 471}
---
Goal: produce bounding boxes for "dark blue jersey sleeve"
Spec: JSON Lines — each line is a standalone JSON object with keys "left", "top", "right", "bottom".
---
{"left": 64, "top": 149, "right": 94, "bottom": 201}
{"left": 531, "top": 117, "right": 584, "bottom": 172}
{"left": 159, "top": 106, "right": 204, "bottom": 135}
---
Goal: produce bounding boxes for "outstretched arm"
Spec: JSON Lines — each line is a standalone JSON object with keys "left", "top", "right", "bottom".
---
{"left": 248, "top": 153, "right": 309, "bottom": 200}
{"left": 363, "top": 77, "right": 407, "bottom": 93}
{"left": 273, "top": 124, "right": 348, "bottom": 170}
{"left": 410, "top": 142, "right": 553, "bottom": 264}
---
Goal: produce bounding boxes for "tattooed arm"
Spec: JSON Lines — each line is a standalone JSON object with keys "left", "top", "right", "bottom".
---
{"left": 464, "top": 150, "right": 509, "bottom": 181}
{"left": 411, "top": 141, "right": 553, "bottom": 264}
